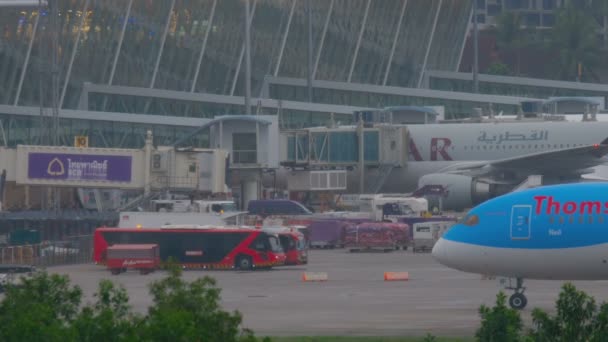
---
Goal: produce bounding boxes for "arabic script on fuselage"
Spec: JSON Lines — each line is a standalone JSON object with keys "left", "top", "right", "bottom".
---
{"left": 478, "top": 130, "right": 549, "bottom": 144}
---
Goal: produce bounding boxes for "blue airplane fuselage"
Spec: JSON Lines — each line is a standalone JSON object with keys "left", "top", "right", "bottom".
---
{"left": 433, "top": 182, "right": 608, "bottom": 280}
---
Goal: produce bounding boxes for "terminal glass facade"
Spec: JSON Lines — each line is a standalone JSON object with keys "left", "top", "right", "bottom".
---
{"left": 0, "top": 0, "right": 472, "bottom": 119}
{"left": 0, "top": 112, "right": 206, "bottom": 148}
{"left": 269, "top": 84, "right": 519, "bottom": 119}
{"left": 429, "top": 77, "right": 608, "bottom": 104}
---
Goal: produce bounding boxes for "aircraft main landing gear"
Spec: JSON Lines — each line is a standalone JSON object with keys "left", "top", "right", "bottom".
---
{"left": 505, "top": 277, "right": 527, "bottom": 310}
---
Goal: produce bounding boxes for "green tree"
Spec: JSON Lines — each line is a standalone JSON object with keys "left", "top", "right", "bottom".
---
{"left": 475, "top": 291, "right": 523, "bottom": 342}
{"left": 140, "top": 264, "right": 269, "bottom": 342}
{"left": 72, "top": 280, "right": 139, "bottom": 342}
{"left": 0, "top": 268, "right": 268, "bottom": 342}
{"left": 587, "top": 0, "right": 608, "bottom": 50}
{"left": 494, "top": 12, "right": 527, "bottom": 75}
{"left": 550, "top": 2, "right": 600, "bottom": 81}
{"left": 527, "top": 283, "right": 608, "bottom": 342}
{"left": 0, "top": 272, "right": 81, "bottom": 342}
{"left": 485, "top": 62, "right": 512, "bottom": 76}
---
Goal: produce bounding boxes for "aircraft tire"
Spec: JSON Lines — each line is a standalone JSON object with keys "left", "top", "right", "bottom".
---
{"left": 509, "top": 293, "right": 527, "bottom": 310}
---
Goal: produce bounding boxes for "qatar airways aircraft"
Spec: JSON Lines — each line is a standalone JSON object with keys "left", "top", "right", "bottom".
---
{"left": 432, "top": 182, "right": 608, "bottom": 310}
{"left": 367, "top": 120, "right": 608, "bottom": 210}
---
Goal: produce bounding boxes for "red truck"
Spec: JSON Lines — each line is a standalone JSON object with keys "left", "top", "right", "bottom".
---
{"left": 106, "top": 244, "right": 160, "bottom": 275}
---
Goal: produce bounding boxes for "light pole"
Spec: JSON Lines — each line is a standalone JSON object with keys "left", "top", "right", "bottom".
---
{"left": 472, "top": 0, "right": 479, "bottom": 93}
{"left": 244, "top": 0, "right": 252, "bottom": 115}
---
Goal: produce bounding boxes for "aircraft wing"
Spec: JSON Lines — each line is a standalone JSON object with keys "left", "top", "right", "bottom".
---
{"left": 439, "top": 139, "right": 608, "bottom": 178}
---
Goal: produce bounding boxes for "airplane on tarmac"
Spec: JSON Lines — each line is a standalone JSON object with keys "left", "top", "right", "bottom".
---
{"left": 275, "top": 119, "right": 608, "bottom": 210}
{"left": 372, "top": 120, "right": 608, "bottom": 210}
{"left": 432, "top": 182, "right": 608, "bottom": 310}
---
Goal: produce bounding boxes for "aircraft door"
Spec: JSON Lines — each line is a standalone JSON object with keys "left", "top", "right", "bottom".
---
{"left": 510, "top": 205, "right": 531, "bottom": 240}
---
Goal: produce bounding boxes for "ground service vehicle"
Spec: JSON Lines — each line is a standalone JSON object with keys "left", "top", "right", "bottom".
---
{"left": 106, "top": 244, "right": 160, "bottom": 275}
{"left": 413, "top": 221, "right": 453, "bottom": 253}
{"left": 94, "top": 226, "right": 286, "bottom": 270}
{"left": 0, "top": 264, "right": 36, "bottom": 293}
{"left": 118, "top": 211, "right": 246, "bottom": 228}
{"left": 359, "top": 194, "right": 429, "bottom": 221}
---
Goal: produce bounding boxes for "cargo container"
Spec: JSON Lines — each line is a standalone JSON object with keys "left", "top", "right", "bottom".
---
{"left": 308, "top": 220, "right": 350, "bottom": 248}
{"left": 345, "top": 222, "right": 409, "bottom": 252}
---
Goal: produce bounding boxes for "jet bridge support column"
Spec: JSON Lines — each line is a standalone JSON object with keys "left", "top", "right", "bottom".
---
{"left": 144, "top": 130, "right": 152, "bottom": 195}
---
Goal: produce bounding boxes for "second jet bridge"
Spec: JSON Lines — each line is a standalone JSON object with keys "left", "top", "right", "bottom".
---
{"left": 281, "top": 125, "right": 409, "bottom": 168}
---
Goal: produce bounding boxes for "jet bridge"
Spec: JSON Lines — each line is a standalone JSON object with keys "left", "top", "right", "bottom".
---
{"left": 279, "top": 125, "right": 410, "bottom": 192}
{"left": 281, "top": 125, "right": 409, "bottom": 167}
{"left": 0, "top": 131, "right": 229, "bottom": 210}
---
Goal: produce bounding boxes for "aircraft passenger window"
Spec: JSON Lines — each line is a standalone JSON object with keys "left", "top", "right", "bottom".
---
{"left": 569, "top": 216, "right": 574, "bottom": 224}
{"left": 559, "top": 216, "right": 565, "bottom": 224}
{"left": 588, "top": 216, "right": 593, "bottom": 224}
{"left": 579, "top": 216, "right": 584, "bottom": 224}
{"left": 560, "top": 144, "right": 564, "bottom": 148}
{"left": 549, "top": 216, "right": 554, "bottom": 224}
{"left": 600, "top": 216, "right": 605, "bottom": 224}
{"left": 535, "top": 145, "right": 538, "bottom": 149}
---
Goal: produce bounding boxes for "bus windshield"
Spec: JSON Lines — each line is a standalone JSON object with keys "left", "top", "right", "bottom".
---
{"left": 268, "top": 236, "right": 283, "bottom": 253}
{"left": 296, "top": 238, "right": 306, "bottom": 250}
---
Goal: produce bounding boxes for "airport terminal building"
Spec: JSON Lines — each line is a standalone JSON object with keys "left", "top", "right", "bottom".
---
{"left": 1, "top": 0, "right": 608, "bottom": 212}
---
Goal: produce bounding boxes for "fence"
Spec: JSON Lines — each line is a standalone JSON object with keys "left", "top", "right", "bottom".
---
{"left": 0, "top": 235, "right": 93, "bottom": 267}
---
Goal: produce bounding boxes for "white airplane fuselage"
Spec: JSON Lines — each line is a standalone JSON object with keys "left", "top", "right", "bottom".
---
{"left": 272, "top": 121, "right": 608, "bottom": 210}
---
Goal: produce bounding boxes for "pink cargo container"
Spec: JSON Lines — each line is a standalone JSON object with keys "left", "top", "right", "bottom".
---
{"left": 345, "top": 222, "right": 409, "bottom": 252}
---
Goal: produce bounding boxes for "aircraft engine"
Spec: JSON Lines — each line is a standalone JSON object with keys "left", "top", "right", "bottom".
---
{"left": 417, "top": 173, "right": 493, "bottom": 211}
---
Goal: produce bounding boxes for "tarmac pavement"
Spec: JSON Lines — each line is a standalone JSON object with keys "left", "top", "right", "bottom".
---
{"left": 46, "top": 249, "right": 608, "bottom": 337}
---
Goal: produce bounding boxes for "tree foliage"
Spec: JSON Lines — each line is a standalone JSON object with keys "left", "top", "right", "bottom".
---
{"left": 476, "top": 283, "right": 608, "bottom": 342}
{"left": 0, "top": 272, "right": 81, "bottom": 342}
{"left": 476, "top": 292, "right": 523, "bottom": 342}
{"left": 0, "top": 267, "right": 268, "bottom": 342}
{"left": 141, "top": 265, "right": 266, "bottom": 342}
{"left": 550, "top": 3, "right": 600, "bottom": 81}
{"left": 528, "top": 283, "right": 608, "bottom": 342}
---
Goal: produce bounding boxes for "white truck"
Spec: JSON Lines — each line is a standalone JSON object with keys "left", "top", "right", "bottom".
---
{"left": 149, "top": 199, "right": 238, "bottom": 214}
{"left": 118, "top": 210, "right": 247, "bottom": 228}
{"left": 358, "top": 194, "right": 428, "bottom": 221}
{"left": 412, "top": 221, "right": 454, "bottom": 253}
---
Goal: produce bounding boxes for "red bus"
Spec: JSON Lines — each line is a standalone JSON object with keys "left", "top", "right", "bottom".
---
{"left": 93, "top": 227, "right": 286, "bottom": 270}
{"left": 262, "top": 227, "right": 308, "bottom": 265}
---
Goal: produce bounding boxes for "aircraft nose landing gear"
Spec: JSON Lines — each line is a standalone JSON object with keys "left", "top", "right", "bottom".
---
{"left": 505, "top": 277, "right": 527, "bottom": 310}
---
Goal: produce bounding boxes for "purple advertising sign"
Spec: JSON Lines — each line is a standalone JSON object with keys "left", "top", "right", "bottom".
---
{"left": 28, "top": 153, "right": 132, "bottom": 182}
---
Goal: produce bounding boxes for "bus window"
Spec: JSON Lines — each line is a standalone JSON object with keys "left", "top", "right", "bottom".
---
{"left": 268, "top": 235, "right": 283, "bottom": 253}
{"left": 278, "top": 235, "right": 295, "bottom": 252}
{"left": 251, "top": 235, "right": 268, "bottom": 251}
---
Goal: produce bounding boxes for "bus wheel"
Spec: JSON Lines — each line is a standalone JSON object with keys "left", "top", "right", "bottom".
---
{"left": 237, "top": 256, "right": 253, "bottom": 270}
